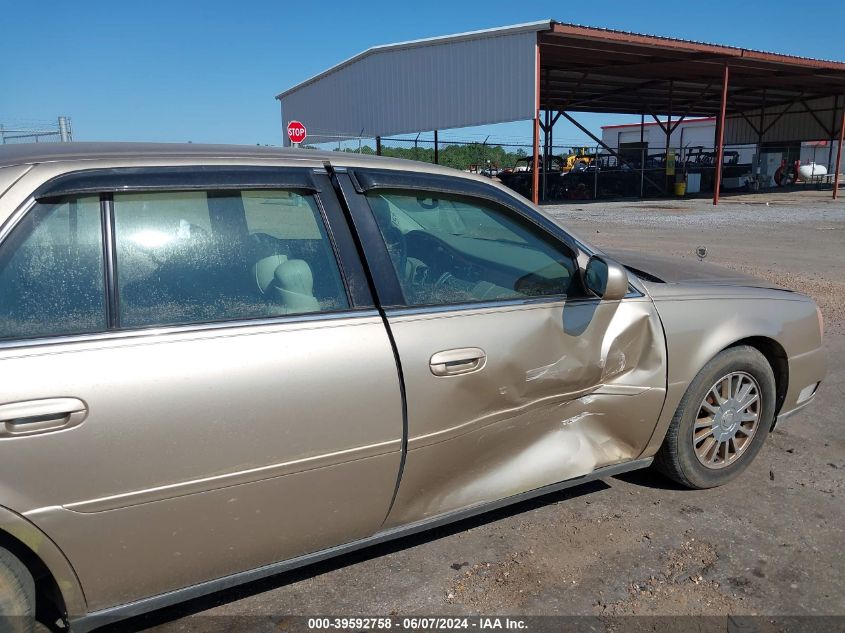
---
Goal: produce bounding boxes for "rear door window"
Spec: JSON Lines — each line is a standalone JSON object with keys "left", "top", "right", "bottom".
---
{"left": 0, "top": 197, "right": 106, "bottom": 339}
{"left": 113, "top": 189, "right": 349, "bottom": 328}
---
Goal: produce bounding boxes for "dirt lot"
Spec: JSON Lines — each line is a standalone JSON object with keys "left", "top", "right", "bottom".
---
{"left": 120, "top": 190, "right": 844, "bottom": 632}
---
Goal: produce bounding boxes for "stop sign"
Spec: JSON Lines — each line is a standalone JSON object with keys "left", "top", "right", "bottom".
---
{"left": 287, "top": 120, "right": 307, "bottom": 144}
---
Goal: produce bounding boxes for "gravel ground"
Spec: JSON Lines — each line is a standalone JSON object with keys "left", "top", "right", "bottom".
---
{"left": 114, "top": 190, "right": 844, "bottom": 633}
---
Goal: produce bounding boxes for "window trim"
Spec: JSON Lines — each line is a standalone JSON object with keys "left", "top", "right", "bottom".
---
{"left": 309, "top": 173, "right": 375, "bottom": 308}
{"left": 101, "top": 194, "right": 120, "bottom": 328}
{"left": 34, "top": 166, "right": 320, "bottom": 200}
{"left": 0, "top": 309, "right": 382, "bottom": 351}
{"left": 332, "top": 171, "right": 406, "bottom": 307}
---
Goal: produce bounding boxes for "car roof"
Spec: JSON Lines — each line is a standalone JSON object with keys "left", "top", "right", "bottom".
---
{"left": 0, "top": 141, "right": 460, "bottom": 177}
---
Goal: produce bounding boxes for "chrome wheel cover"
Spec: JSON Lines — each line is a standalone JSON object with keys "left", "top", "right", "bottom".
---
{"left": 693, "top": 371, "right": 762, "bottom": 470}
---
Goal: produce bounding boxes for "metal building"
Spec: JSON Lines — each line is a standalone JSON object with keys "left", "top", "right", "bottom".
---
{"left": 277, "top": 20, "right": 845, "bottom": 204}
{"left": 601, "top": 118, "right": 841, "bottom": 188}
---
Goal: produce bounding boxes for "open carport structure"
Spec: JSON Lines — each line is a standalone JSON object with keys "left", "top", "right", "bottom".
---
{"left": 277, "top": 20, "right": 845, "bottom": 204}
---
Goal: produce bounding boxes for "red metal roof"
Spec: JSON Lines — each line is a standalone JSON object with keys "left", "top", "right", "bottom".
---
{"left": 539, "top": 22, "right": 845, "bottom": 117}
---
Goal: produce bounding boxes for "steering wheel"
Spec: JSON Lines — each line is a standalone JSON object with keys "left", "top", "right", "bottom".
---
{"left": 433, "top": 271, "right": 456, "bottom": 293}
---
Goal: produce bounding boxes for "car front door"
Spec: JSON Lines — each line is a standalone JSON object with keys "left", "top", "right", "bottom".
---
{"left": 334, "top": 168, "right": 667, "bottom": 527}
{"left": 0, "top": 166, "right": 403, "bottom": 612}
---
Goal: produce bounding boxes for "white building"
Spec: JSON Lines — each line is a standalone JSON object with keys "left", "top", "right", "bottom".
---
{"left": 601, "top": 118, "right": 840, "bottom": 179}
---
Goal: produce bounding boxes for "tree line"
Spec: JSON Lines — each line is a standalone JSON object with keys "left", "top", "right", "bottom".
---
{"left": 331, "top": 142, "right": 529, "bottom": 171}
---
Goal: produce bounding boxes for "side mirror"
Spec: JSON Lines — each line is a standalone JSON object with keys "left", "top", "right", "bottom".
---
{"left": 583, "top": 255, "right": 629, "bottom": 301}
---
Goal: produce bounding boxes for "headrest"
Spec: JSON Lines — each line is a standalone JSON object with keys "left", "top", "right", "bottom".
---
{"left": 271, "top": 259, "right": 320, "bottom": 314}
{"left": 253, "top": 254, "right": 288, "bottom": 295}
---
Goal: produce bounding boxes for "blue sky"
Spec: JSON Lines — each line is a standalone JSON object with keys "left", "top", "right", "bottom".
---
{"left": 2, "top": 1, "right": 844, "bottom": 149}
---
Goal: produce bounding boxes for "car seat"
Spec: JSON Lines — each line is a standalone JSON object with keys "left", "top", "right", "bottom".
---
{"left": 253, "top": 254, "right": 288, "bottom": 297}
{"left": 267, "top": 259, "right": 320, "bottom": 315}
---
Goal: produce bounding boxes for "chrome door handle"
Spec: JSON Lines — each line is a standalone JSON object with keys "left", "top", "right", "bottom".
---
{"left": 430, "top": 348, "right": 487, "bottom": 377}
{"left": 0, "top": 398, "right": 88, "bottom": 438}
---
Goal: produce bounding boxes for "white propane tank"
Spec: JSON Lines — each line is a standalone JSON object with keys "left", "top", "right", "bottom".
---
{"left": 799, "top": 162, "right": 828, "bottom": 180}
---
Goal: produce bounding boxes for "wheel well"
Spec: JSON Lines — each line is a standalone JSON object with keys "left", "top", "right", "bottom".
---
{"left": 0, "top": 529, "right": 66, "bottom": 629}
{"left": 726, "top": 336, "right": 789, "bottom": 416}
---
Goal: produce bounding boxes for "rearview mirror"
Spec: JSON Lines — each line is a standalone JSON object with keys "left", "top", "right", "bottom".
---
{"left": 583, "top": 255, "right": 629, "bottom": 301}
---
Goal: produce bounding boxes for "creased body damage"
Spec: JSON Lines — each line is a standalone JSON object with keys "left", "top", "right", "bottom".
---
{"left": 383, "top": 298, "right": 667, "bottom": 528}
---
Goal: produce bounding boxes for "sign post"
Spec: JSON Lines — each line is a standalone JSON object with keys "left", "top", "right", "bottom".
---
{"left": 287, "top": 120, "right": 307, "bottom": 147}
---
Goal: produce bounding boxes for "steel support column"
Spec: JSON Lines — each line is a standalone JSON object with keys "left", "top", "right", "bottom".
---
{"left": 541, "top": 110, "right": 550, "bottom": 201}
{"left": 640, "top": 113, "right": 645, "bottom": 198}
{"left": 376, "top": 136, "right": 382, "bottom": 156}
{"left": 828, "top": 97, "right": 839, "bottom": 173}
{"left": 665, "top": 81, "right": 673, "bottom": 193}
{"left": 834, "top": 99, "right": 845, "bottom": 200}
{"left": 758, "top": 89, "right": 766, "bottom": 182}
{"left": 713, "top": 64, "right": 730, "bottom": 205}
{"left": 532, "top": 43, "right": 541, "bottom": 204}
{"left": 433, "top": 130, "right": 439, "bottom": 165}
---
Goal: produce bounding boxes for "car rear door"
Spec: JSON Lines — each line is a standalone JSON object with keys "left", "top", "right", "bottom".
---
{"left": 333, "top": 167, "right": 667, "bottom": 528}
{"left": 0, "top": 166, "right": 403, "bottom": 612}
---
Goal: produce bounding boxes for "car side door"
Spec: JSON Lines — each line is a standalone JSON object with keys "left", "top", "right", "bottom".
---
{"left": 0, "top": 166, "right": 403, "bottom": 612}
{"left": 334, "top": 168, "right": 667, "bottom": 527}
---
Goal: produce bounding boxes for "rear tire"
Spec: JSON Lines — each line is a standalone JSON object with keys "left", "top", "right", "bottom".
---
{"left": 0, "top": 547, "right": 35, "bottom": 633}
{"left": 655, "top": 346, "right": 776, "bottom": 489}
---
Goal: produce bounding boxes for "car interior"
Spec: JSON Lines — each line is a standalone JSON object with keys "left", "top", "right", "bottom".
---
{"left": 0, "top": 198, "right": 107, "bottom": 339}
{"left": 114, "top": 189, "right": 348, "bottom": 327}
{"left": 0, "top": 187, "right": 582, "bottom": 339}
{"left": 366, "top": 191, "right": 579, "bottom": 306}
{"left": 0, "top": 190, "right": 350, "bottom": 338}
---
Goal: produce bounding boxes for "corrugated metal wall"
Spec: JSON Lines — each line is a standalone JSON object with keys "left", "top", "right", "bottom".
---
{"left": 279, "top": 30, "right": 537, "bottom": 143}
{"left": 725, "top": 96, "right": 839, "bottom": 144}
{"left": 602, "top": 119, "right": 718, "bottom": 150}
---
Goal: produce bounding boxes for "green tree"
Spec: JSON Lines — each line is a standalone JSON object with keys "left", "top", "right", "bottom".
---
{"left": 334, "top": 142, "right": 530, "bottom": 171}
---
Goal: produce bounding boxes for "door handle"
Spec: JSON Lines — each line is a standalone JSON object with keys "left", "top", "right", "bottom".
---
{"left": 0, "top": 398, "right": 88, "bottom": 438}
{"left": 430, "top": 348, "right": 487, "bottom": 377}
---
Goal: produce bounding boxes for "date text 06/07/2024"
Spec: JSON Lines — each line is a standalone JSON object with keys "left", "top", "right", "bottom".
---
{"left": 306, "top": 617, "right": 528, "bottom": 630}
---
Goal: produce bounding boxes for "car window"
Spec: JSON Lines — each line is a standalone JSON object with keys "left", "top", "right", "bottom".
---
{"left": 367, "top": 192, "right": 578, "bottom": 307}
{"left": 113, "top": 189, "right": 348, "bottom": 328}
{"left": 0, "top": 197, "right": 106, "bottom": 339}
{"left": 242, "top": 190, "right": 323, "bottom": 239}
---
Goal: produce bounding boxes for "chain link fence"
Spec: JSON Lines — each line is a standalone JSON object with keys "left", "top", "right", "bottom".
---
{"left": 306, "top": 133, "right": 840, "bottom": 201}
{"left": 0, "top": 117, "right": 73, "bottom": 144}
